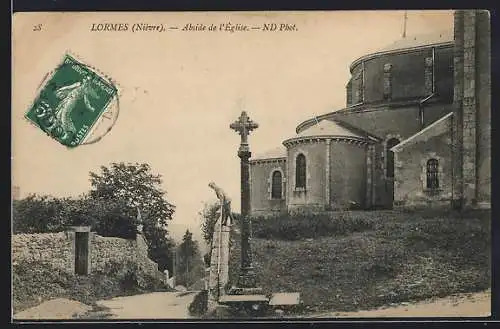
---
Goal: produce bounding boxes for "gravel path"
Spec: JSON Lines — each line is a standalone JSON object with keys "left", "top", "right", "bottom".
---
{"left": 306, "top": 290, "right": 491, "bottom": 318}
{"left": 14, "top": 290, "right": 490, "bottom": 320}
{"left": 95, "top": 291, "right": 199, "bottom": 319}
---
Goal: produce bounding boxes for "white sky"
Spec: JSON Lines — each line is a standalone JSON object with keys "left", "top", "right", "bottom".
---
{"left": 12, "top": 11, "right": 454, "bottom": 247}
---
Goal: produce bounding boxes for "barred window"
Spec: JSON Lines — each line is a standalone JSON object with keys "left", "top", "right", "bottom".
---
{"left": 386, "top": 138, "right": 400, "bottom": 178}
{"left": 426, "top": 158, "right": 439, "bottom": 189}
{"left": 271, "top": 170, "right": 283, "bottom": 199}
{"left": 295, "top": 154, "right": 306, "bottom": 189}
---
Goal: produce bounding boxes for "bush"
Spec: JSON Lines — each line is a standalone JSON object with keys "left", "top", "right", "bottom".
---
{"left": 252, "top": 212, "right": 376, "bottom": 240}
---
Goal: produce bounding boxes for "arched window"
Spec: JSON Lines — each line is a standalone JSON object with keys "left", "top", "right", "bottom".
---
{"left": 271, "top": 170, "right": 283, "bottom": 199}
{"left": 386, "top": 138, "right": 400, "bottom": 178}
{"left": 426, "top": 158, "right": 439, "bottom": 189}
{"left": 295, "top": 154, "right": 306, "bottom": 189}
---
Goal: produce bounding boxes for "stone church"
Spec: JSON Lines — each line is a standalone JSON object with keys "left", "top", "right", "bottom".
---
{"left": 249, "top": 10, "right": 490, "bottom": 216}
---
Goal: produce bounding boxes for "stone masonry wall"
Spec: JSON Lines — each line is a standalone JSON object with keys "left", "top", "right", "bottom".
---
{"left": 12, "top": 231, "right": 166, "bottom": 287}
{"left": 249, "top": 159, "right": 287, "bottom": 217}
{"left": 12, "top": 233, "right": 73, "bottom": 272}
{"left": 91, "top": 235, "right": 136, "bottom": 273}
{"left": 393, "top": 132, "right": 453, "bottom": 208}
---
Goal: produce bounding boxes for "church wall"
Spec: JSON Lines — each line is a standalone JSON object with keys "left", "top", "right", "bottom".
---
{"left": 475, "top": 11, "right": 491, "bottom": 206}
{"left": 393, "top": 132, "right": 453, "bottom": 208}
{"left": 435, "top": 46, "right": 455, "bottom": 102}
{"left": 249, "top": 160, "right": 287, "bottom": 217}
{"left": 372, "top": 142, "right": 389, "bottom": 208}
{"left": 332, "top": 106, "right": 420, "bottom": 140}
{"left": 350, "top": 45, "right": 454, "bottom": 105}
{"left": 329, "top": 141, "right": 367, "bottom": 209}
{"left": 286, "top": 141, "right": 327, "bottom": 212}
{"left": 332, "top": 104, "right": 453, "bottom": 141}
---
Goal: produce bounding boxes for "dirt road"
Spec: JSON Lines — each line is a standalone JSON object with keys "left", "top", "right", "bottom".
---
{"left": 307, "top": 290, "right": 491, "bottom": 318}
{"left": 14, "top": 290, "right": 490, "bottom": 320}
{"left": 95, "top": 291, "right": 199, "bottom": 319}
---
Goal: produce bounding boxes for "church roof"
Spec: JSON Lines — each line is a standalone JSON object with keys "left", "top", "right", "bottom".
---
{"left": 377, "top": 30, "right": 453, "bottom": 53}
{"left": 350, "top": 30, "right": 454, "bottom": 71}
{"left": 251, "top": 146, "right": 287, "bottom": 160}
{"left": 391, "top": 112, "right": 453, "bottom": 152}
{"left": 292, "top": 119, "right": 365, "bottom": 139}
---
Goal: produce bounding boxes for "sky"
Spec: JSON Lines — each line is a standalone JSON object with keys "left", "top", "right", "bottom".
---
{"left": 12, "top": 10, "right": 454, "bottom": 248}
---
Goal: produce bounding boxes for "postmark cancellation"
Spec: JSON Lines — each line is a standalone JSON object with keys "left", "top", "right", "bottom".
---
{"left": 25, "top": 54, "right": 119, "bottom": 148}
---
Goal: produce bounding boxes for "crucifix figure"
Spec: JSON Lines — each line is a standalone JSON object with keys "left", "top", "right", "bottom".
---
{"left": 229, "top": 110, "right": 260, "bottom": 291}
{"left": 230, "top": 111, "right": 259, "bottom": 153}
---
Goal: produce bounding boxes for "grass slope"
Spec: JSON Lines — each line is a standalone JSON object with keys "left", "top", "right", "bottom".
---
{"left": 228, "top": 210, "right": 490, "bottom": 313}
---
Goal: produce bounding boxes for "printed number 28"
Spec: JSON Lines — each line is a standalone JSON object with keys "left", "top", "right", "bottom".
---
{"left": 33, "top": 24, "right": 42, "bottom": 31}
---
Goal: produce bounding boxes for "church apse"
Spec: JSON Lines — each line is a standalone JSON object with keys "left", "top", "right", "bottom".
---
{"left": 248, "top": 13, "right": 490, "bottom": 213}
{"left": 283, "top": 120, "right": 369, "bottom": 212}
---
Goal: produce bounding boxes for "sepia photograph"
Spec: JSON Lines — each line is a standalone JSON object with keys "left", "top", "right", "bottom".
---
{"left": 11, "top": 9, "right": 491, "bottom": 320}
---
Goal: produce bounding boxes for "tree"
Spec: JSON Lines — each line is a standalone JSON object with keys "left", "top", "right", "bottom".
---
{"left": 12, "top": 193, "right": 140, "bottom": 239}
{"left": 176, "top": 230, "right": 204, "bottom": 287}
{"left": 88, "top": 162, "right": 176, "bottom": 270}
{"left": 199, "top": 202, "right": 221, "bottom": 246}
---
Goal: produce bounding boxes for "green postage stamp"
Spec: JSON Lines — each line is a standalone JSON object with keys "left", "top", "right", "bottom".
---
{"left": 25, "top": 54, "right": 118, "bottom": 148}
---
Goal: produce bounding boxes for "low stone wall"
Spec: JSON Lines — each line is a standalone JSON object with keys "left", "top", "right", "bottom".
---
{"left": 12, "top": 232, "right": 73, "bottom": 271}
{"left": 91, "top": 235, "right": 137, "bottom": 273}
{"left": 12, "top": 231, "right": 167, "bottom": 287}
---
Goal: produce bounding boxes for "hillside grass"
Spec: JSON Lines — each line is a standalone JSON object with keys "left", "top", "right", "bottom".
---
{"left": 228, "top": 209, "right": 490, "bottom": 313}
{"left": 12, "top": 259, "right": 172, "bottom": 314}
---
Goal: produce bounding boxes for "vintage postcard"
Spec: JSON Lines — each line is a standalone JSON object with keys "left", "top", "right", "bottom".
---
{"left": 11, "top": 10, "right": 491, "bottom": 321}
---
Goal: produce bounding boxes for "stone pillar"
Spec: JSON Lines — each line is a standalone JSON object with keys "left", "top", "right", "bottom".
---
{"left": 461, "top": 11, "right": 478, "bottom": 207}
{"left": 325, "top": 139, "right": 331, "bottom": 208}
{"left": 452, "top": 10, "right": 483, "bottom": 209}
{"left": 383, "top": 63, "right": 392, "bottom": 100}
{"left": 237, "top": 149, "right": 257, "bottom": 288}
{"left": 230, "top": 111, "right": 260, "bottom": 294}
{"left": 208, "top": 217, "right": 231, "bottom": 306}
{"left": 451, "top": 10, "right": 465, "bottom": 209}
{"left": 475, "top": 11, "right": 491, "bottom": 207}
{"left": 365, "top": 144, "right": 374, "bottom": 208}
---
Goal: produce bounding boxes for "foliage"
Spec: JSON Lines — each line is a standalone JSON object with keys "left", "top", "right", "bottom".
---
{"left": 88, "top": 162, "right": 176, "bottom": 271}
{"left": 12, "top": 194, "right": 137, "bottom": 239}
{"left": 251, "top": 212, "right": 376, "bottom": 241}
{"left": 176, "top": 230, "right": 205, "bottom": 287}
{"left": 199, "top": 202, "right": 220, "bottom": 246}
{"left": 89, "top": 162, "right": 175, "bottom": 226}
{"left": 229, "top": 210, "right": 491, "bottom": 313}
{"left": 13, "top": 195, "right": 77, "bottom": 234}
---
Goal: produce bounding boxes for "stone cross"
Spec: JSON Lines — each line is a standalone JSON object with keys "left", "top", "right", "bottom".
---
{"left": 230, "top": 111, "right": 259, "bottom": 153}
{"left": 230, "top": 111, "right": 260, "bottom": 291}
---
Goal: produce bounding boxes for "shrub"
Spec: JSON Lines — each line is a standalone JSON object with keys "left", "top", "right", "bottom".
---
{"left": 251, "top": 212, "right": 376, "bottom": 240}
